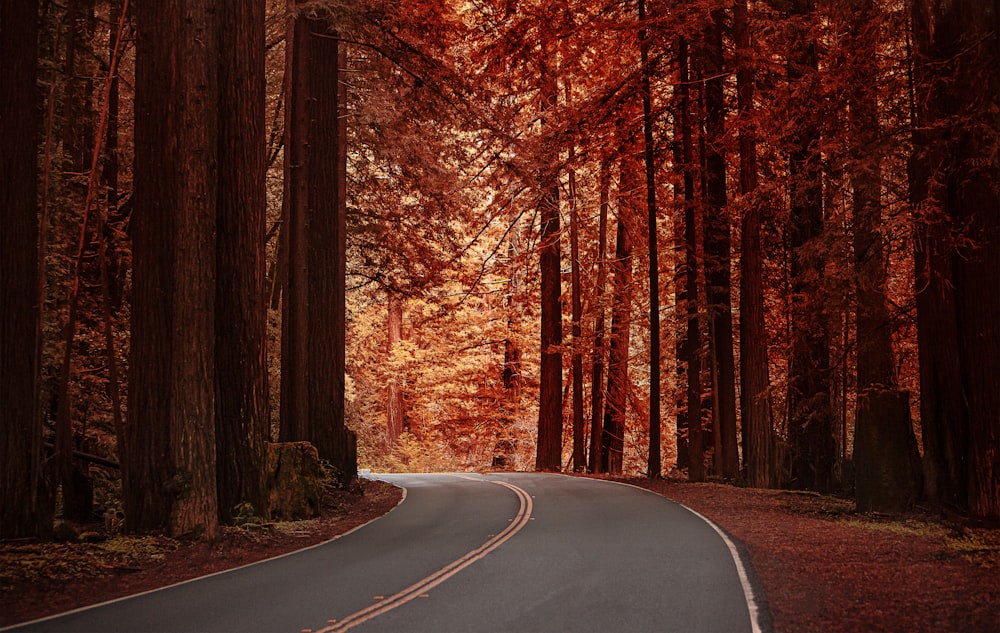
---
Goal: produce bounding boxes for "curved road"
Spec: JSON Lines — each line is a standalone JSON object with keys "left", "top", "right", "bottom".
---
{"left": 9, "top": 473, "right": 769, "bottom": 633}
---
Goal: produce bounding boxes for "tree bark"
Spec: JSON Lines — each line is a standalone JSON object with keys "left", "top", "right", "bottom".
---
{"left": 703, "top": 7, "right": 739, "bottom": 481}
{"left": 676, "top": 37, "right": 704, "bottom": 481}
{"left": 734, "top": 0, "right": 775, "bottom": 488}
{"left": 910, "top": 0, "right": 1000, "bottom": 518}
{"left": 535, "top": 24, "right": 563, "bottom": 472}
{"left": 786, "top": 0, "right": 836, "bottom": 493}
{"left": 589, "top": 161, "right": 610, "bottom": 473}
{"left": 639, "top": 0, "right": 661, "bottom": 479}
{"left": 604, "top": 140, "right": 635, "bottom": 476}
{"left": 129, "top": 0, "right": 220, "bottom": 538}
{"left": 848, "top": 0, "right": 921, "bottom": 513}
{"left": 386, "top": 291, "right": 405, "bottom": 446}
{"left": 215, "top": 0, "right": 269, "bottom": 523}
{"left": 569, "top": 164, "right": 586, "bottom": 472}
{"left": 0, "top": 0, "right": 44, "bottom": 540}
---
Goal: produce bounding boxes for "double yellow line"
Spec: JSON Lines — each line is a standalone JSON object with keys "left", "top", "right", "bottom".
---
{"left": 315, "top": 479, "right": 533, "bottom": 633}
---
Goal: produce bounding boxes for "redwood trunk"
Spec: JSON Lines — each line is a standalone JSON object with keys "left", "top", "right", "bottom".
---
{"left": 703, "top": 8, "right": 739, "bottom": 480}
{"left": 215, "top": 0, "right": 269, "bottom": 522}
{"left": 0, "top": 0, "right": 43, "bottom": 539}
{"left": 129, "top": 0, "right": 220, "bottom": 537}
{"left": 589, "top": 162, "right": 610, "bottom": 473}
{"left": 536, "top": 28, "right": 563, "bottom": 472}
{"left": 734, "top": 0, "right": 775, "bottom": 488}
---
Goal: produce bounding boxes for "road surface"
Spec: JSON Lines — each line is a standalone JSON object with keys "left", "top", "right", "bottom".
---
{"left": 8, "top": 473, "right": 769, "bottom": 633}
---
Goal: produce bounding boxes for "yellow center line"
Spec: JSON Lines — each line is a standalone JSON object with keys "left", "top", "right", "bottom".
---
{"left": 315, "top": 479, "right": 533, "bottom": 633}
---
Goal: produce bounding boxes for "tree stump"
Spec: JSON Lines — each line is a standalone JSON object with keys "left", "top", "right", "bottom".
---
{"left": 854, "top": 389, "right": 923, "bottom": 513}
{"left": 266, "top": 442, "right": 323, "bottom": 520}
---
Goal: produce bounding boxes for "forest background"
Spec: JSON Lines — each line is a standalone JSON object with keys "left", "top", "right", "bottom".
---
{"left": 2, "top": 0, "right": 998, "bottom": 541}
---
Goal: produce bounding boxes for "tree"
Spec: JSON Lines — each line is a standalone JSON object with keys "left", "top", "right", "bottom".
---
{"left": 215, "top": 0, "right": 269, "bottom": 523}
{"left": 386, "top": 290, "right": 405, "bottom": 446}
{"left": 845, "top": 0, "right": 921, "bottom": 513}
{"left": 910, "top": 0, "right": 1000, "bottom": 518}
{"left": 675, "top": 36, "right": 705, "bottom": 481}
{"left": 604, "top": 134, "right": 636, "bottom": 475}
{"left": 1, "top": 0, "right": 44, "bottom": 539}
{"left": 589, "top": 161, "right": 611, "bottom": 473}
{"left": 639, "top": 0, "right": 662, "bottom": 479}
{"left": 734, "top": 0, "right": 775, "bottom": 488}
{"left": 280, "top": 14, "right": 357, "bottom": 482}
{"left": 703, "top": 6, "right": 739, "bottom": 481}
{"left": 785, "top": 0, "right": 836, "bottom": 493}
{"left": 128, "top": 0, "right": 220, "bottom": 537}
{"left": 535, "top": 13, "right": 563, "bottom": 472}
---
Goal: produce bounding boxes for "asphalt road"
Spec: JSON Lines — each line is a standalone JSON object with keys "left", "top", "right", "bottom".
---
{"left": 9, "top": 473, "right": 769, "bottom": 633}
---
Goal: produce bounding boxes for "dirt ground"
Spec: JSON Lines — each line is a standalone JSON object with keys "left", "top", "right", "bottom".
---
{"left": 3, "top": 476, "right": 998, "bottom": 632}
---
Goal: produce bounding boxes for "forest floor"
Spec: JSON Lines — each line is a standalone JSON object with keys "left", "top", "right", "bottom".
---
{"left": 2, "top": 475, "right": 999, "bottom": 632}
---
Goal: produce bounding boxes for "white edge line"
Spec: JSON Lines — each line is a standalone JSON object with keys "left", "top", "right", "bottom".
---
{"left": 0, "top": 476, "right": 409, "bottom": 632}
{"left": 599, "top": 478, "right": 767, "bottom": 633}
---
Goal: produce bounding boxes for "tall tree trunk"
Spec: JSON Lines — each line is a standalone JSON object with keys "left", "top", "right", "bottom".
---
{"left": 569, "top": 162, "right": 586, "bottom": 472}
{"left": 0, "top": 0, "right": 44, "bottom": 540}
{"left": 786, "top": 0, "right": 836, "bottom": 493}
{"left": 129, "top": 0, "right": 219, "bottom": 538}
{"left": 280, "top": 14, "right": 310, "bottom": 445}
{"left": 535, "top": 24, "right": 563, "bottom": 472}
{"left": 703, "top": 7, "right": 739, "bottom": 480}
{"left": 910, "top": 0, "right": 1000, "bottom": 518}
{"left": 589, "top": 161, "right": 610, "bottom": 473}
{"left": 604, "top": 140, "right": 635, "bottom": 476}
{"left": 734, "top": 0, "right": 775, "bottom": 488}
{"left": 676, "top": 37, "right": 704, "bottom": 482}
{"left": 215, "top": 0, "right": 269, "bottom": 523}
{"left": 848, "top": 0, "right": 921, "bottom": 513}
{"left": 305, "top": 20, "right": 354, "bottom": 480}
{"left": 639, "top": 0, "right": 661, "bottom": 479}
{"left": 386, "top": 290, "right": 405, "bottom": 446}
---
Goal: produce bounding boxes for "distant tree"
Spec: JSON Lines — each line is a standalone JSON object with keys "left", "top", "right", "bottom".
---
{"left": 604, "top": 132, "right": 636, "bottom": 475}
{"left": 589, "top": 161, "right": 611, "bottom": 473}
{"left": 1, "top": 0, "right": 44, "bottom": 540}
{"left": 386, "top": 290, "right": 405, "bottom": 446}
{"left": 128, "top": 0, "right": 220, "bottom": 537}
{"left": 910, "top": 0, "right": 1000, "bottom": 518}
{"left": 785, "top": 0, "right": 836, "bottom": 492}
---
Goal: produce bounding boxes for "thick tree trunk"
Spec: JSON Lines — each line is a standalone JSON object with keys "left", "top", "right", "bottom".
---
{"left": 734, "top": 0, "right": 775, "bottom": 488}
{"left": 910, "top": 0, "right": 1000, "bottom": 518}
{"left": 786, "top": 0, "right": 836, "bottom": 493}
{"left": 535, "top": 27, "right": 563, "bottom": 472}
{"left": 676, "top": 38, "right": 704, "bottom": 481}
{"left": 639, "top": 0, "right": 661, "bottom": 479}
{"left": 589, "top": 162, "right": 610, "bottom": 473}
{"left": 0, "top": 0, "right": 44, "bottom": 540}
{"left": 129, "top": 0, "right": 220, "bottom": 538}
{"left": 848, "top": 0, "right": 921, "bottom": 513}
{"left": 306, "top": 20, "right": 355, "bottom": 481}
{"left": 280, "top": 14, "right": 310, "bottom": 446}
{"left": 703, "top": 8, "right": 739, "bottom": 481}
{"left": 280, "top": 17, "right": 356, "bottom": 483}
{"left": 215, "top": 0, "right": 269, "bottom": 523}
